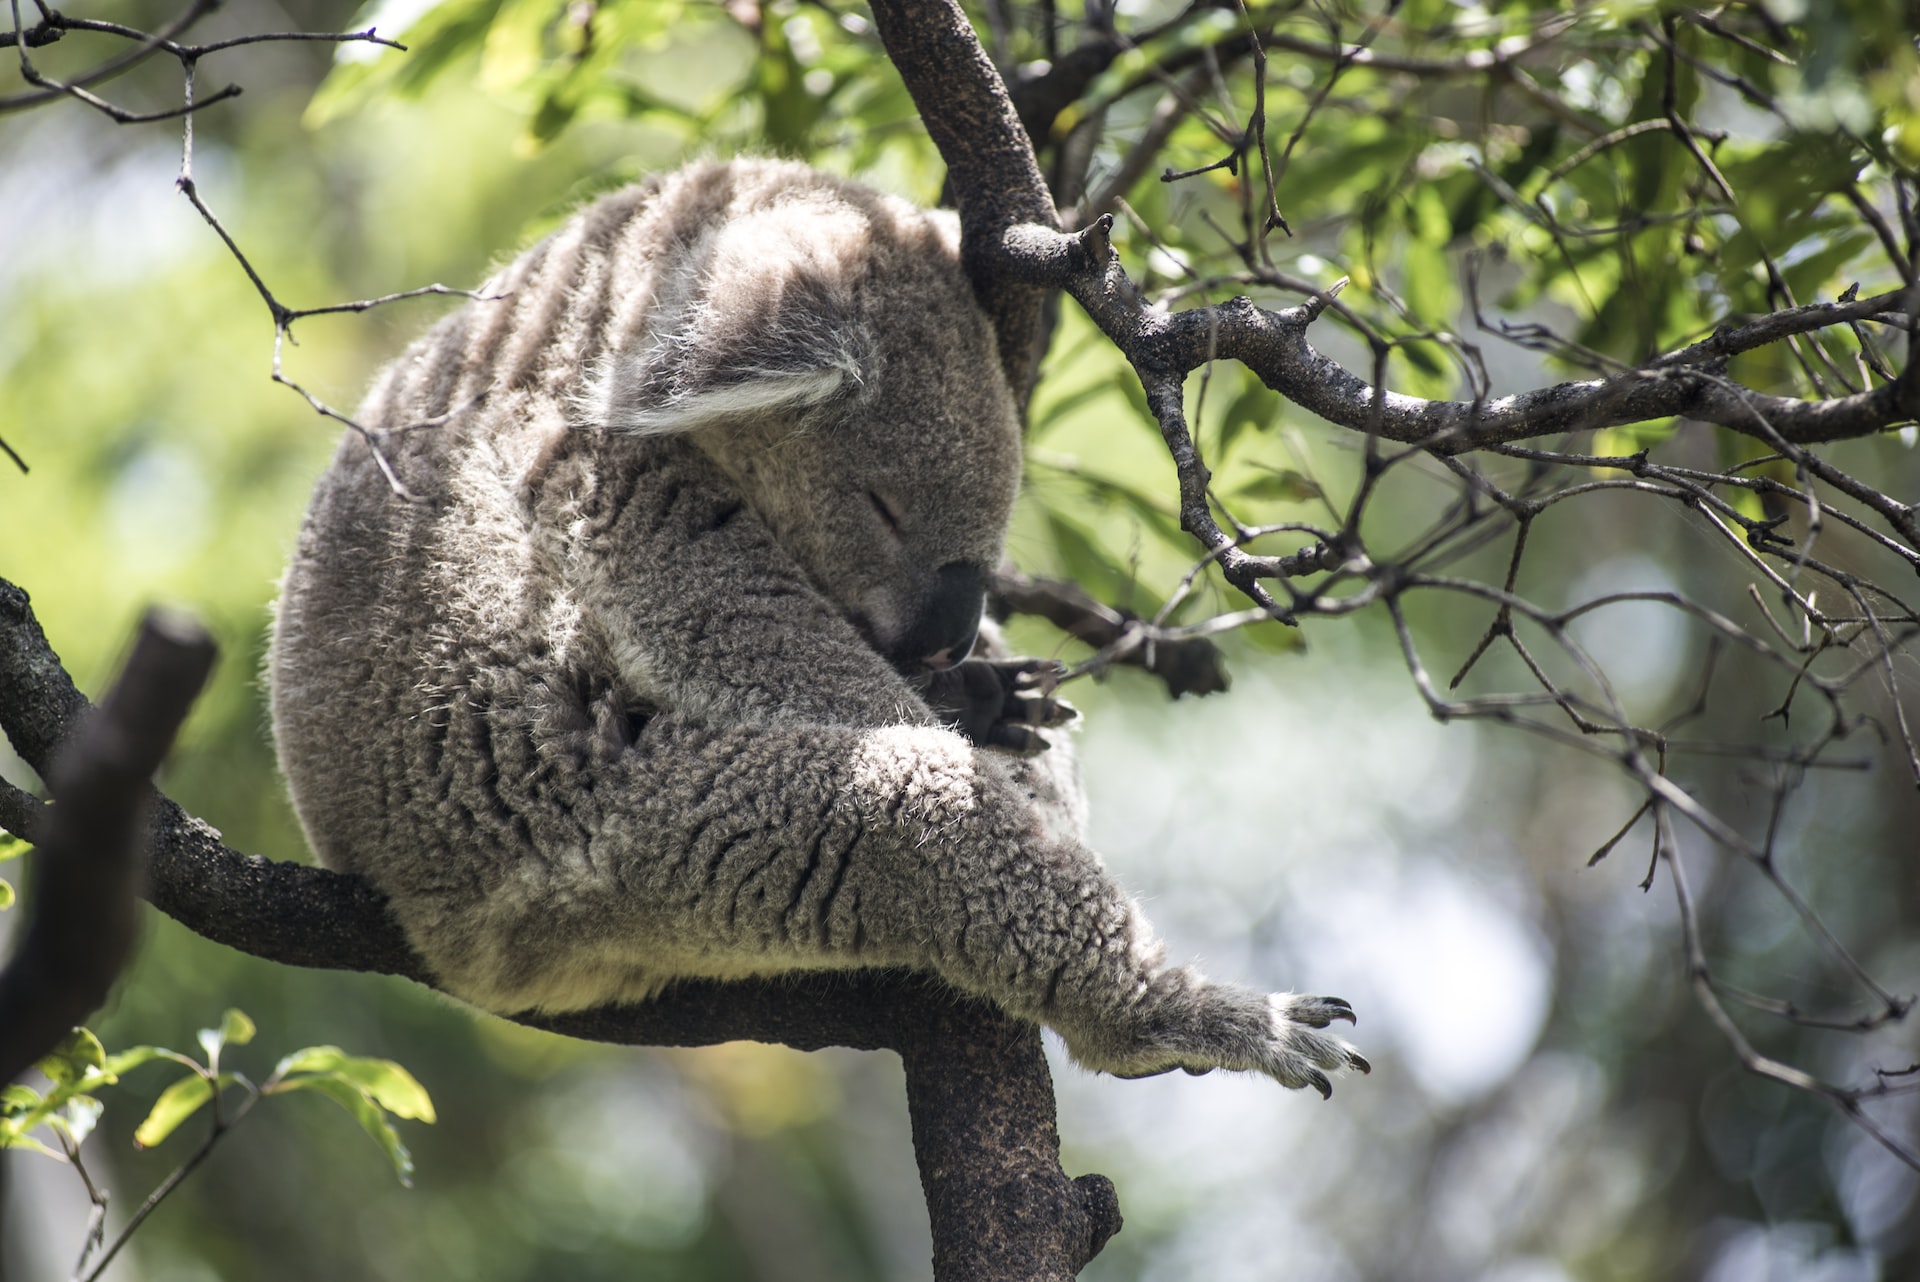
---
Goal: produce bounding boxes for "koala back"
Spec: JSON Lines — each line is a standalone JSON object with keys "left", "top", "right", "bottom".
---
{"left": 271, "top": 158, "right": 1021, "bottom": 910}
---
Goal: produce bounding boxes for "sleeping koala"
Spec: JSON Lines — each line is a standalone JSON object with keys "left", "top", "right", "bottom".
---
{"left": 270, "top": 159, "right": 1366, "bottom": 1092}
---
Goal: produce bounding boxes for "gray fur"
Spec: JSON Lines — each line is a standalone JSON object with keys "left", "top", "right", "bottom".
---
{"left": 270, "top": 159, "right": 1363, "bottom": 1089}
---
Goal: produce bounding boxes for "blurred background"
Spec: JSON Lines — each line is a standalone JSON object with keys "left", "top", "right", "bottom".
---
{"left": 4, "top": 2, "right": 1920, "bottom": 1279}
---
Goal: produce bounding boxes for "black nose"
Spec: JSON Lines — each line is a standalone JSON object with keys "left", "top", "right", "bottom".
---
{"left": 891, "top": 561, "right": 986, "bottom": 672}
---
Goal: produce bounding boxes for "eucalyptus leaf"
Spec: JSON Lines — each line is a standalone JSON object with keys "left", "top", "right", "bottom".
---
{"left": 37, "top": 1028, "right": 106, "bottom": 1085}
{"left": 133, "top": 1074, "right": 214, "bottom": 1150}
{"left": 273, "top": 1074, "right": 418, "bottom": 1186}
{"left": 271, "top": 1048, "right": 437, "bottom": 1124}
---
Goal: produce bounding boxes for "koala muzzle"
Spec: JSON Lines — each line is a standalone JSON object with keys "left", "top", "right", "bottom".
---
{"left": 890, "top": 560, "right": 986, "bottom": 673}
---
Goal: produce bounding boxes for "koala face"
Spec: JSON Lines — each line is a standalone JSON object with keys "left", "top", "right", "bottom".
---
{"left": 595, "top": 169, "right": 1023, "bottom": 672}
{"left": 721, "top": 304, "right": 1021, "bottom": 672}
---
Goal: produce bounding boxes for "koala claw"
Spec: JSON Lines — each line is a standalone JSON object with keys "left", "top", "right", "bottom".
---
{"left": 984, "top": 722, "right": 1052, "bottom": 757}
{"left": 1297, "top": 995, "right": 1358, "bottom": 1027}
{"left": 1086, "top": 989, "right": 1366, "bottom": 1094}
{"left": 918, "top": 656, "right": 1078, "bottom": 755}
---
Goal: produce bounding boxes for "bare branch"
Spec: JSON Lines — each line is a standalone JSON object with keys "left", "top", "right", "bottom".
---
{"left": 0, "top": 607, "right": 215, "bottom": 1083}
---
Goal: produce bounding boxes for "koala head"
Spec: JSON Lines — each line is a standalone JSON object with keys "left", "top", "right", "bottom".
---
{"left": 593, "top": 164, "right": 1023, "bottom": 673}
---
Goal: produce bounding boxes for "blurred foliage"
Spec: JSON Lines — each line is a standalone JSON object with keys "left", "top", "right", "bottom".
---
{"left": 4, "top": 0, "right": 1920, "bottom": 1280}
{"left": 3, "top": 1010, "right": 432, "bottom": 1275}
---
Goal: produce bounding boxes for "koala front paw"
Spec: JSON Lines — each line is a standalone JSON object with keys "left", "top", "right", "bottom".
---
{"left": 1260, "top": 994, "right": 1371, "bottom": 1098}
{"left": 1074, "top": 983, "right": 1369, "bottom": 1095}
{"left": 916, "top": 657, "right": 1077, "bottom": 756}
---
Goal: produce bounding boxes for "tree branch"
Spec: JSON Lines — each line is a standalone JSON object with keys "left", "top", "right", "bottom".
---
{"left": 0, "top": 607, "right": 215, "bottom": 1083}
{"left": 867, "top": 0, "right": 1059, "bottom": 403}
{"left": 991, "top": 567, "right": 1231, "bottom": 696}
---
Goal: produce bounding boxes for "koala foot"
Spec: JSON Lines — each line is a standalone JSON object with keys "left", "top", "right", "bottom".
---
{"left": 1069, "top": 985, "right": 1370, "bottom": 1097}
{"left": 917, "top": 657, "right": 1077, "bottom": 756}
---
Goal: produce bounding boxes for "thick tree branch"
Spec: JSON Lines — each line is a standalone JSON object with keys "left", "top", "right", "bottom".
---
{"left": 989, "top": 216, "right": 1920, "bottom": 609}
{"left": 867, "top": 0, "right": 1058, "bottom": 403}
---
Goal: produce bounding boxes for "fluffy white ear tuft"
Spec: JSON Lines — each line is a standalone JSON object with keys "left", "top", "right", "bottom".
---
{"left": 614, "top": 365, "right": 851, "bottom": 435}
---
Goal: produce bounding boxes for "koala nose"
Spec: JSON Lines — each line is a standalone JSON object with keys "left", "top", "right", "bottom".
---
{"left": 894, "top": 561, "right": 986, "bottom": 673}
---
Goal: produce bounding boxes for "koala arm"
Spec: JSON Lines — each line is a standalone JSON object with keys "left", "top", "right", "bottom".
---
{"left": 539, "top": 438, "right": 933, "bottom": 730}
{"left": 427, "top": 694, "right": 1365, "bottom": 1093}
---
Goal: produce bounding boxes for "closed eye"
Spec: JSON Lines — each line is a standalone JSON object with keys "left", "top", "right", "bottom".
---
{"left": 869, "top": 490, "right": 904, "bottom": 535}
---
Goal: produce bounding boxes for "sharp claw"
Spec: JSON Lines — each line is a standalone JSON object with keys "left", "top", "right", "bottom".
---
{"left": 1304, "top": 1068, "right": 1333, "bottom": 1099}
{"left": 1347, "top": 1051, "right": 1372, "bottom": 1075}
{"left": 1320, "top": 996, "right": 1357, "bottom": 1025}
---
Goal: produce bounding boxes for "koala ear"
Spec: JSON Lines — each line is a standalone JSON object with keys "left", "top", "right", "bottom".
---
{"left": 595, "top": 200, "right": 878, "bottom": 436}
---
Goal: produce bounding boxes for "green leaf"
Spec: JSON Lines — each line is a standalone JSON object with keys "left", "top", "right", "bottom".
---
{"left": 0, "top": 879, "right": 12, "bottom": 910}
{"left": 1, "top": 1083, "right": 58, "bottom": 1137}
{"left": 38, "top": 1028, "right": 107, "bottom": 1085}
{"left": 133, "top": 1073, "right": 214, "bottom": 1149}
{"left": 197, "top": 1008, "right": 256, "bottom": 1064}
{"left": 0, "top": 1083, "right": 70, "bottom": 1154}
{"left": 0, "top": 1130, "right": 63, "bottom": 1158}
{"left": 0, "top": 831, "right": 30, "bottom": 862}
{"left": 273, "top": 1074, "right": 418, "bottom": 1186}
{"left": 306, "top": 0, "right": 509, "bottom": 127}
{"left": 1399, "top": 237, "right": 1457, "bottom": 330}
{"left": 271, "top": 1048, "right": 436, "bottom": 1123}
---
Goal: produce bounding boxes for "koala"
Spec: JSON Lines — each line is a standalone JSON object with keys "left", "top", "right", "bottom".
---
{"left": 270, "top": 159, "right": 1366, "bottom": 1092}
